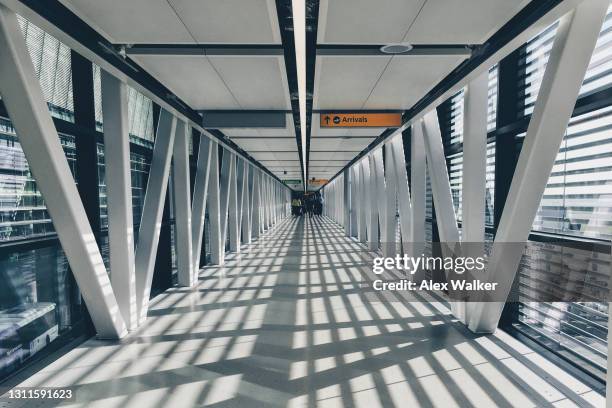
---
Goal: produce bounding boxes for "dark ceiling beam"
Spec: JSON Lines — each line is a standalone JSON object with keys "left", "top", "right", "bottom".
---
{"left": 125, "top": 44, "right": 284, "bottom": 56}
{"left": 316, "top": 44, "right": 475, "bottom": 57}
{"left": 305, "top": 0, "right": 320, "bottom": 183}
{"left": 275, "top": 0, "right": 305, "bottom": 187}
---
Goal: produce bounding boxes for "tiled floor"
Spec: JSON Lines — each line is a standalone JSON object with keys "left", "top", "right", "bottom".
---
{"left": 2, "top": 216, "right": 605, "bottom": 407}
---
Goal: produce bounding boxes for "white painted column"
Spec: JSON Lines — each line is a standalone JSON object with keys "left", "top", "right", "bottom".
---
{"left": 411, "top": 123, "right": 427, "bottom": 281}
{"left": 390, "top": 135, "right": 413, "bottom": 254}
{"left": 252, "top": 170, "right": 261, "bottom": 239}
{"left": 135, "top": 109, "right": 176, "bottom": 322}
{"left": 241, "top": 163, "right": 251, "bottom": 244}
{"left": 191, "top": 136, "right": 212, "bottom": 270}
{"left": 367, "top": 154, "right": 379, "bottom": 250}
{"left": 384, "top": 142, "right": 398, "bottom": 256}
{"left": 219, "top": 150, "right": 234, "bottom": 248}
{"left": 469, "top": 0, "right": 609, "bottom": 333}
{"left": 172, "top": 120, "right": 194, "bottom": 287}
{"left": 101, "top": 70, "right": 137, "bottom": 331}
{"left": 350, "top": 166, "right": 358, "bottom": 237}
{"left": 357, "top": 160, "right": 367, "bottom": 243}
{"left": 422, "top": 111, "right": 461, "bottom": 319}
{"left": 228, "top": 156, "right": 240, "bottom": 252}
{"left": 462, "top": 71, "right": 489, "bottom": 243}
{"left": 0, "top": 7, "right": 127, "bottom": 339}
{"left": 422, "top": 113, "right": 459, "bottom": 244}
{"left": 209, "top": 142, "right": 223, "bottom": 264}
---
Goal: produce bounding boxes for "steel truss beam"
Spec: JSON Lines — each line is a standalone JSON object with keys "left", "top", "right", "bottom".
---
{"left": 101, "top": 70, "right": 137, "bottom": 331}
{"left": 468, "top": 0, "right": 609, "bottom": 333}
{"left": 0, "top": 5, "right": 127, "bottom": 338}
{"left": 135, "top": 109, "right": 176, "bottom": 323}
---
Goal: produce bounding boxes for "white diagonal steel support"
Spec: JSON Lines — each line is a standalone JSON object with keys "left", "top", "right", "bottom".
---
{"left": 191, "top": 136, "right": 212, "bottom": 270}
{"left": 101, "top": 70, "right": 137, "bottom": 331}
{"left": 135, "top": 109, "right": 176, "bottom": 322}
{"left": 371, "top": 149, "right": 387, "bottom": 240}
{"left": 422, "top": 112, "right": 462, "bottom": 319}
{"left": 390, "top": 135, "right": 413, "bottom": 254}
{"left": 219, "top": 150, "right": 235, "bottom": 247}
{"left": 208, "top": 142, "right": 223, "bottom": 264}
{"left": 357, "top": 161, "right": 367, "bottom": 243}
{"left": 343, "top": 168, "right": 351, "bottom": 236}
{"left": 367, "top": 154, "right": 379, "bottom": 250}
{"left": 469, "top": 0, "right": 609, "bottom": 333}
{"left": 422, "top": 113, "right": 460, "bottom": 244}
{"left": 384, "top": 142, "right": 398, "bottom": 256}
{"left": 241, "top": 163, "right": 251, "bottom": 244}
{"left": 0, "top": 6, "right": 127, "bottom": 339}
{"left": 172, "top": 120, "right": 194, "bottom": 287}
{"left": 462, "top": 71, "right": 489, "bottom": 243}
{"left": 411, "top": 123, "right": 427, "bottom": 282}
{"left": 350, "top": 165, "right": 358, "bottom": 237}
{"left": 228, "top": 156, "right": 240, "bottom": 252}
{"left": 251, "top": 170, "right": 260, "bottom": 238}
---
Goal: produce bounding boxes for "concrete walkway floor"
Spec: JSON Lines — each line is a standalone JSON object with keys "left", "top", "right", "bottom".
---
{"left": 2, "top": 216, "right": 605, "bottom": 407}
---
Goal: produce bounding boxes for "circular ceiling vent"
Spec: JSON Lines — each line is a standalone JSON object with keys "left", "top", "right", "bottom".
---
{"left": 380, "top": 43, "right": 413, "bottom": 54}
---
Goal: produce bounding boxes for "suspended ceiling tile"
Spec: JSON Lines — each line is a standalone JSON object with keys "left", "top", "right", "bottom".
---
{"left": 309, "top": 138, "right": 342, "bottom": 151}
{"left": 231, "top": 138, "right": 297, "bottom": 154}
{"left": 314, "top": 56, "right": 391, "bottom": 110}
{"left": 260, "top": 160, "right": 301, "bottom": 167}
{"left": 208, "top": 57, "right": 290, "bottom": 109}
{"left": 60, "top": 0, "right": 193, "bottom": 43}
{"left": 364, "top": 55, "right": 465, "bottom": 109}
{"left": 310, "top": 151, "right": 360, "bottom": 161}
{"left": 337, "top": 138, "right": 376, "bottom": 151}
{"left": 318, "top": 0, "right": 426, "bottom": 44}
{"left": 405, "top": 0, "right": 532, "bottom": 44}
{"left": 134, "top": 55, "right": 239, "bottom": 108}
{"left": 167, "top": 0, "right": 281, "bottom": 44}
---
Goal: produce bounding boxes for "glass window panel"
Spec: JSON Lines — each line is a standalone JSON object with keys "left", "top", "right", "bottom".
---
{"left": 0, "top": 117, "right": 76, "bottom": 242}
{"left": 15, "top": 16, "right": 74, "bottom": 122}
{"left": 92, "top": 67, "right": 155, "bottom": 146}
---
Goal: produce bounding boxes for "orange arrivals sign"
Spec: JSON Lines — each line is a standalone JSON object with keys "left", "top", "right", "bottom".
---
{"left": 320, "top": 113, "right": 401, "bottom": 128}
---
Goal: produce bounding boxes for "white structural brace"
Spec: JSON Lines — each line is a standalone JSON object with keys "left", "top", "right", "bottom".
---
{"left": 101, "top": 70, "right": 138, "bottom": 331}
{"left": 135, "top": 109, "right": 176, "bottom": 323}
{"left": 172, "top": 120, "right": 194, "bottom": 287}
{"left": 469, "top": 0, "right": 609, "bottom": 333}
{"left": 410, "top": 124, "right": 427, "bottom": 281}
{"left": 0, "top": 6, "right": 127, "bottom": 338}
{"left": 191, "top": 137, "right": 212, "bottom": 270}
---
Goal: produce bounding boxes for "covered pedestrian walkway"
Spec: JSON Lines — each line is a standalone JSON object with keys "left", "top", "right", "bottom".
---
{"left": 5, "top": 216, "right": 605, "bottom": 407}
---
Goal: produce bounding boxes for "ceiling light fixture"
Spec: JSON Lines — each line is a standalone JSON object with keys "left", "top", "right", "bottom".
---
{"left": 291, "top": 0, "right": 307, "bottom": 189}
{"left": 380, "top": 42, "right": 414, "bottom": 54}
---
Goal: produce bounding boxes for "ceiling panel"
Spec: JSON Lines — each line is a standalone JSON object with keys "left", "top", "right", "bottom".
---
{"left": 319, "top": 0, "right": 531, "bottom": 45}
{"left": 134, "top": 55, "right": 238, "bottom": 108}
{"left": 364, "top": 55, "right": 464, "bottom": 109}
{"left": 314, "top": 56, "right": 391, "bottom": 109}
{"left": 207, "top": 57, "right": 290, "bottom": 109}
{"left": 168, "top": 0, "right": 281, "bottom": 44}
{"left": 135, "top": 56, "right": 289, "bottom": 110}
{"left": 60, "top": 0, "right": 192, "bottom": 43}
{"left": 61, "top": 0, "right": 281, "bottom": 44}
{"left": 405, "top": 0, "right": 531, "bottom": 44}
{"left": 250, "top": 152, "right": 300, "bottom": 161}
{"left": 309, "top": 151, "right": 361, "bottom": 161}
{"left": 318, "top": 0, "right": 426, "bottom": 44}
{"left": 233, "top": 138, "right": 297, "bottom": 151}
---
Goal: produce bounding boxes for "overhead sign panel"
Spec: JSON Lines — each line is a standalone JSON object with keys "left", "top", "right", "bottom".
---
{"left": 320, "top": 113, "right": 401, "bottom": 128}
{"left": 308, "top": 178, "right": 328, "bottom": 186}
